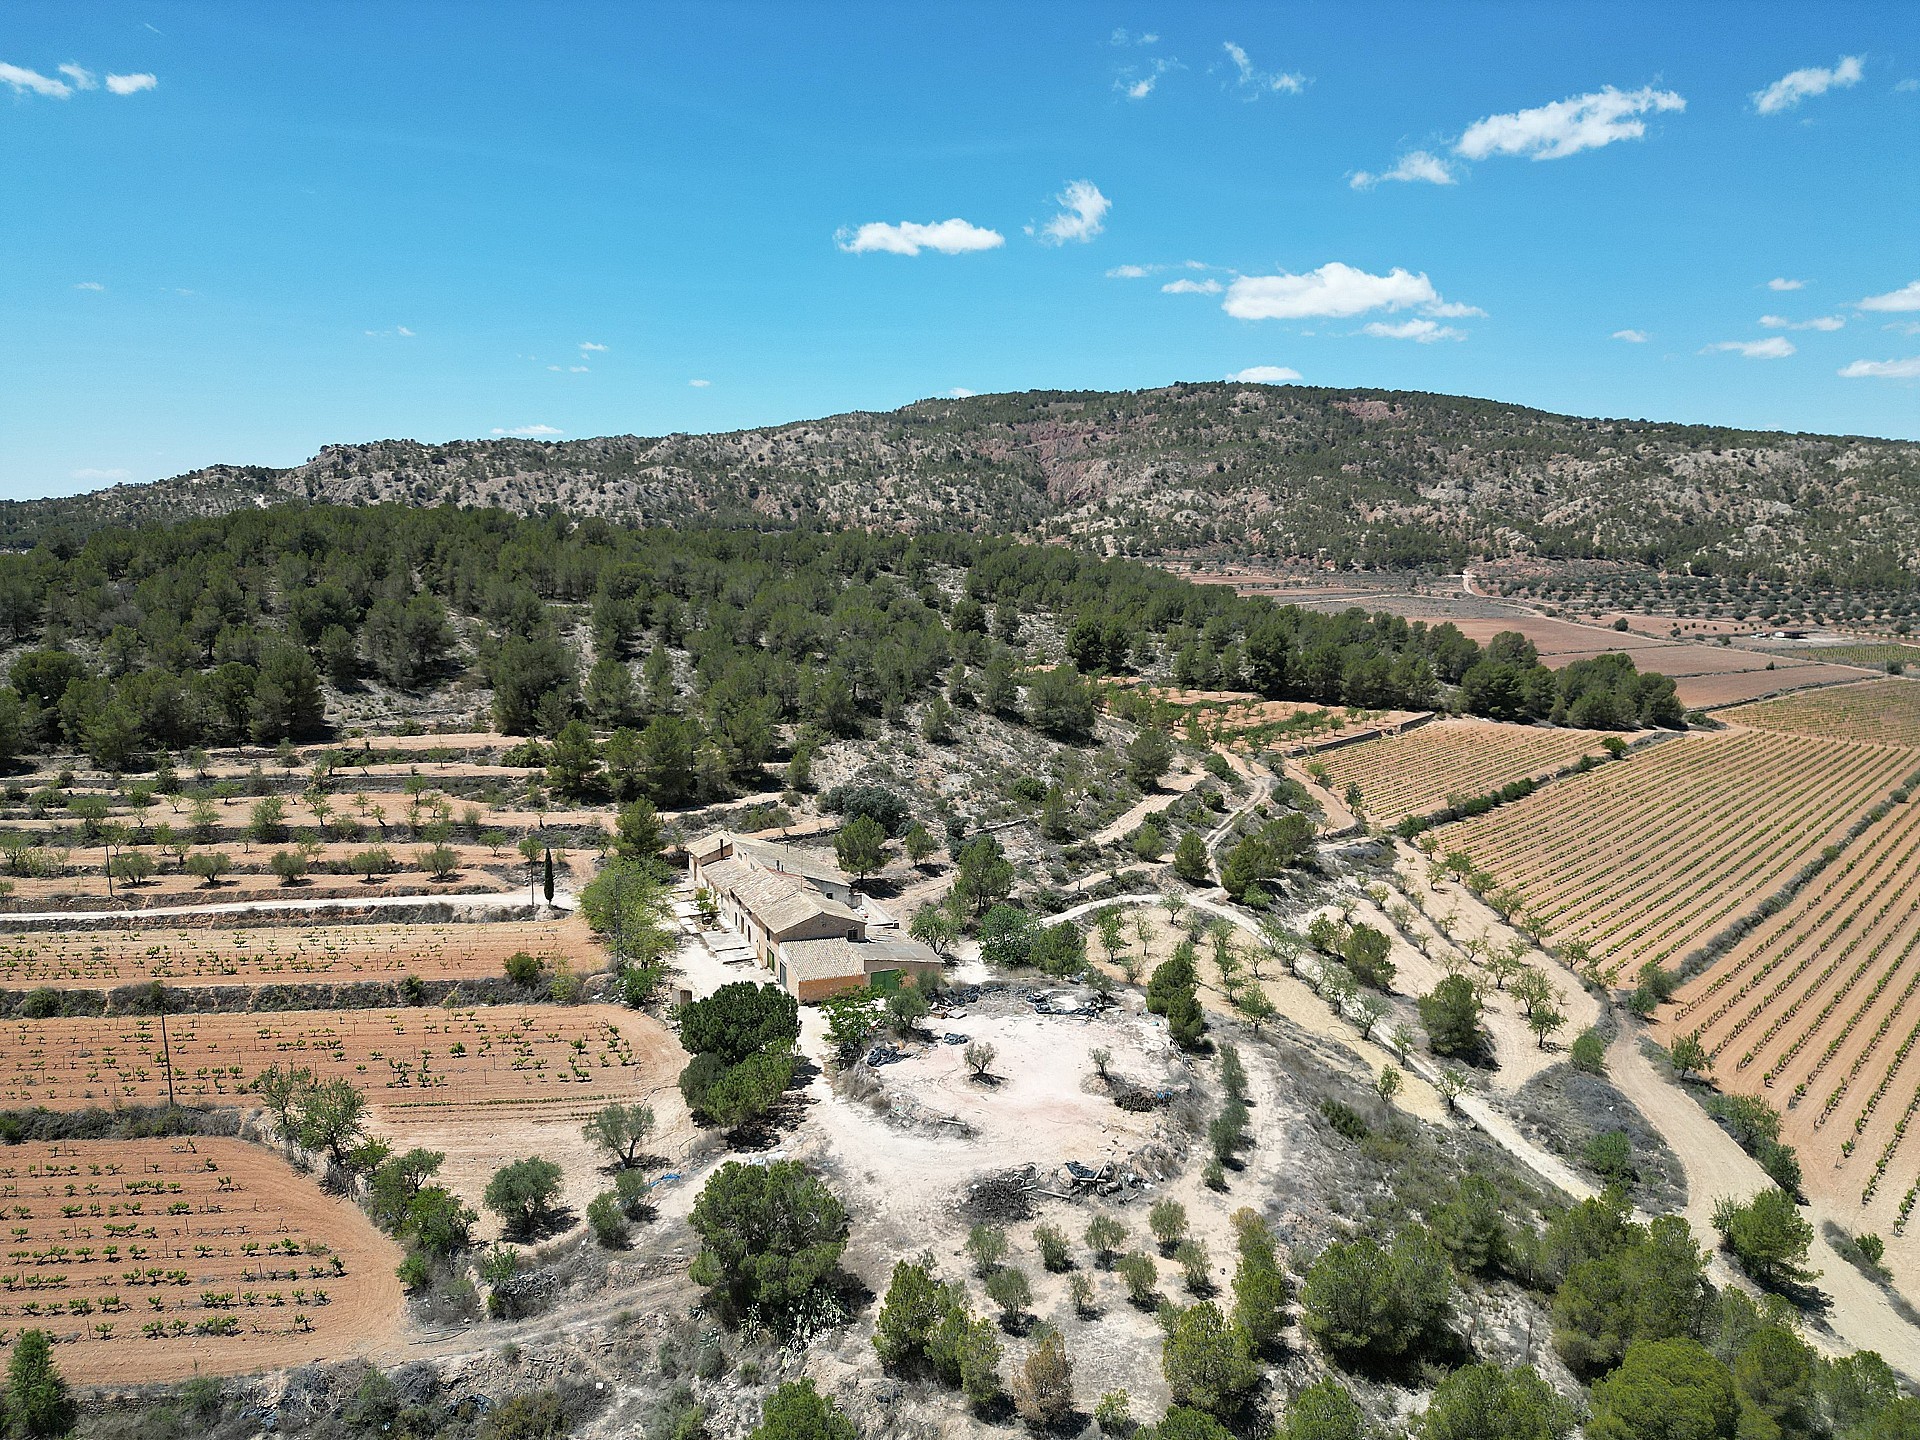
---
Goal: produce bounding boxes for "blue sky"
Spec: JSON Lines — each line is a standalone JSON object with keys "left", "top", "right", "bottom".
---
{"left": 4, "top": 2, "right": 1918, "bottom": 500}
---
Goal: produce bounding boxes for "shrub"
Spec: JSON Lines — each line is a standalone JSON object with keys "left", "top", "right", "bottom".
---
{"left": 1012, "top": 1326, "right": 1075, "bottom": 1427}
{"left": 1117, "top": 1251, "right": 1159, "bottom": 1306}
{"left": 1035, "top": 1222, "right": 1072, "bottom": 1272}
{"left": 587, "top": 1192, "right": 629, "bottom": 1249}
{"left": 748, "top": 1378, "right": 857, "bottom": 1440}
{"left": 504, "top": 951, "right": 545, "bottom": 987}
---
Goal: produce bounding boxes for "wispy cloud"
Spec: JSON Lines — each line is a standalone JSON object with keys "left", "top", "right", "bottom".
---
{"left": 1612, "top": 329, "right": 1650, "bottom": 343}
{"left": 1703, "top": 337, "right": 1796, "bottom": 359}
{"left": 1753, "top": 55, "right": 1863, "bottom": 115}
{"left": 57, "top": 63, "right": 96, "bottom": 90}
{"left": 1106, "top": 264, "right": 1151, "bottom": 279}
{"left": 1859, "top": 280, "right": 1920, "bottom": 313}
{"left": 74, "top": 280, "right": 104, "bottom": 291}
{"left": 492, "top": 424, "right": 562, "bottom": 437}
{"left": 1222, "top": 41, "right": 1306, "bottom": 97}
{"left": 1110, "top": 29, "right": 1158, "bottom": 46}
{"left": 1034, "top": 180, "right": 1109, "bottom": 246}
{"left": 1839, "top": 357, "right": 1920, "bottom": 379}
{"left": 1223, "top": 262, "right": 1470, "bottom": 324}
{"left": 1115, "top": 57, "right": 1178, "bottom": 101}
{"left": 580, "top": 341, "right": 608, "bottom": 353}
{"left": 105, "top": 72, "right": 157, "bottom": 95}
{"left": 688, "top": 379, "right": 711, "bottom": 388}
{"left": 1162, "top": 278, "right": 1221, "bottom": 295}
{"left": 1225, "top": 366, "right": 1302, "bottom": 383}
{"left": 1456, "top": 85, "right": 1685, "bottom": 161}
{"left": 568, "top": 365, "right": 589, "bottom": 373}
{"left": 836, "top": 218, "right": 1004, "bottom": 256}
{"left": 0, "top": 62, "right": 73, "bottom": 97}
{"left": 942, "top": 387, "right": 977, "bottom": 398}
{"left": 1767, "top": 277, "right": 1807, "bottom": 291}
{"left": 1759, "top": 314, "right": 1844, "bottom": 331}
{"left": 1351, "top": 150, "right": 1457, "bottom": 189}
{"left": 72, "top": 467, "right": 131, "bottom": 482}
{"left": 1898, "top": 78, "right": 1919, "bottom": 93}
{"left": 1362, "top": 318, "right": 1464, "bottom": 343}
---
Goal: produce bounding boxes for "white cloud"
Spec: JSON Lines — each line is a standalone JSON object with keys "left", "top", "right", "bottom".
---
{"left": 57, "top": 63, "right": 95, "bottom": 90}
{"left": 1859, "top": 280, "right": 1920, "bottom": 313}
{"left": 1839, "top": 357, "right": 1920, "bottom": 379}
{"left": 836, "top": 218, "right": 1004, "bottom": 256}
{"left": 1425, "top": 300, "right": 1486, "bottom": 318}
{"left": 1455, "top": 85, "right": 1685, "bottom": 161}
{"left": 1036, "top": 180, "right": 1109, "bottom": 245}
{"left": 1350, "top": 151, "right": 1457, "bottom": 189}
{"left": 0, "top": 62, "right": 72, "bottom": 98}
{"left": 1362, "top": 318, "right": 1465, "bottom": 343}
{"left": 545, "top": 364, "right": 561, "bottom": 371}
{"left": 1612, "top": 329, "right": 1650, "bottom": 342}
{"left": 942, "top": 387, "right": 977, "bottom": 398}
{"left": 1111, "top": 29, "right": 1158, "bottom": 46}
{"left": 1703, "top": 337, "right": 1796, "bottom": 359}
{"left": 492, "top": 424, "right": 563, "bottom": 437}
{"left": 1115, "top": 57, "right": 1177, "bottom": 101}
{"left": 579, "top": 341, "right": 608, "bottom": 352}
{"left": 1225, "top": 366, "right": 1302, "bottom": 383}
{"left": 105, "top": 72, "right": 157, "bottom": 95}
{"left": 688, "top": 379, "right": 711, "bottom": 388}
{"left": 1759, "top": 314, "right": 1844, "bottom": 331}
{"left": 1767, "top": 277, "right": 1807, "bottom": 291}
{"left": 1223, "top": 262, "right": 1457, "bottom": 321}
{"left": 74, "top": 280, "right": 104, "bottom": 291}
{"left": 1898, "top": 79, "right": 1919, "bottom": 93}
{"left": 1222, "top": 41, "right": 1306, "bottom": 97}
{"left": 71, "top": 467, "right": 131, "bottom": 482}
{"left": 1106, "top": 264, "right": 1151, "bottom": 279}
{"left": 1162, "top": 278, "right": 1222, "bottom": 295}
{"left": 568, "top": 365, "right": 589, "bottom": 372}
{"left": 1753, "top": 55, "right": 1864, "bottom": 114}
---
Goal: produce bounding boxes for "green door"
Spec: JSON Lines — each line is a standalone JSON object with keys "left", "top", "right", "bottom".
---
{"left": 869, "top": 968, "right": 901, "bottom": 995}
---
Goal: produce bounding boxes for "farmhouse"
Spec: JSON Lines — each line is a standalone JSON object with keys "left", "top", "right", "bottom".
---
{"left": 687, "top": 830, "right": 944, "bottom": 1000}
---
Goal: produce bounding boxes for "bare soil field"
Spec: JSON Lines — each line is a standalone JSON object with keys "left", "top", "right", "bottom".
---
{"left": 0, "top": 1137, "right": 402, "bottom": 1383}
{"left": 1438, "top": 730, "right": 1920, "bottom": 978}
{"left": 1296, "top": 719, "right": 1610, "bottom": 823}
{"left": 0, "top": 1003, "right": 675, "bottom": 1118}
{"left": 1725, "top": 677, "right": 1920, "bottom": 749}
{"left": 0, "top": 917, "right": 594, "bottom": 989}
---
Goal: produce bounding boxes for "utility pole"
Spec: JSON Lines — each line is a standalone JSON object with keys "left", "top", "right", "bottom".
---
{"left": 154, "top": 983, "right": 177, "bottom": 1110}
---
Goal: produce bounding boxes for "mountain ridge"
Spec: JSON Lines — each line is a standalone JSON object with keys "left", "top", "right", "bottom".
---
{"left": 11, "top": 382, "right": 1919, "bottom": 581}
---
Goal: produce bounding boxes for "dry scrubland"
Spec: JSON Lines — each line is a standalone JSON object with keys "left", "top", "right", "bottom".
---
{"left": 1301, "top": 718, "right": 1608, "bottom": 824}
{"left": 1437, "top": 728, "right": 1920, "bottom": 978}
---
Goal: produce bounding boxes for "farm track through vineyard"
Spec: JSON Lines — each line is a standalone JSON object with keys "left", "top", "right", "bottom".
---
{"left": 1439, "top": 730, "right": 1920, "bottom": 978}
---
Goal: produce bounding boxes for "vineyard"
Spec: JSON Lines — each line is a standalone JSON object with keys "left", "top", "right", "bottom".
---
{"left": 1661, "top": 790, "right": 1920, "bottom": 1228}
{"left": 0, "top": 1137, "right": 400, "bottom": 1382}
{"left": 1724, "top": 677, "right": 1920, "bottom": 748}
{"left": 1436, "top": 730, "right": 1919, "bottom": 978}
{"left": 0, "top": 1004, "right": 674, "bottom": 1121}
{"left": 1303, "top": 719, "right": 1607, "bottom": 823}
{"left": 0, "top": 919, "right": 586, "bottom": 989}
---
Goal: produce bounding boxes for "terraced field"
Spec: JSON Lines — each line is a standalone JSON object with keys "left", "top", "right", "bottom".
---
{"left": 1725, "top": 677, "right": 1920, "bottom": 748}
{"left": 0, "top": 1004, "right": 674, "bottom": 1121}
{"left": 1438, "top": 730, "right": 1920, "bottom": 978}
{"left": 0, "top": 1138, "right": 401, "bottom": 1382}
{"left": 1306, "top": 719, "right": 1609, "bottom": 822}
{"left": 0, "top": 920, "right": 589, "bottom": 989}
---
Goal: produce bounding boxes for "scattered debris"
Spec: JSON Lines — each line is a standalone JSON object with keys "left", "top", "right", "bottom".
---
{"left": 959, "top": 1165, "right": 1038, "bottom": 1223}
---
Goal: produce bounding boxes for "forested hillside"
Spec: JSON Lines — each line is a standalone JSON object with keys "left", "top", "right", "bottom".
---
{"left": 7, "top": 384, "right": 1918, "bottom": 584}
{"left": 0, "top": 505, "right": 1677, "bottom": 783}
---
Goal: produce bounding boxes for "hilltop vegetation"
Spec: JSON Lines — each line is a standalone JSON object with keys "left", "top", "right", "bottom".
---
{"left": 0, "top": 504, "right": 1677, "bottom": 778}
{"left": 7, "top": 384, "right": 1919, "bottom": 587}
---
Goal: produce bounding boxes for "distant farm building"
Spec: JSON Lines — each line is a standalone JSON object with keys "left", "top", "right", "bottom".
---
{"left": 687, "top": 831, "right": 943, "bottom": 1001}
